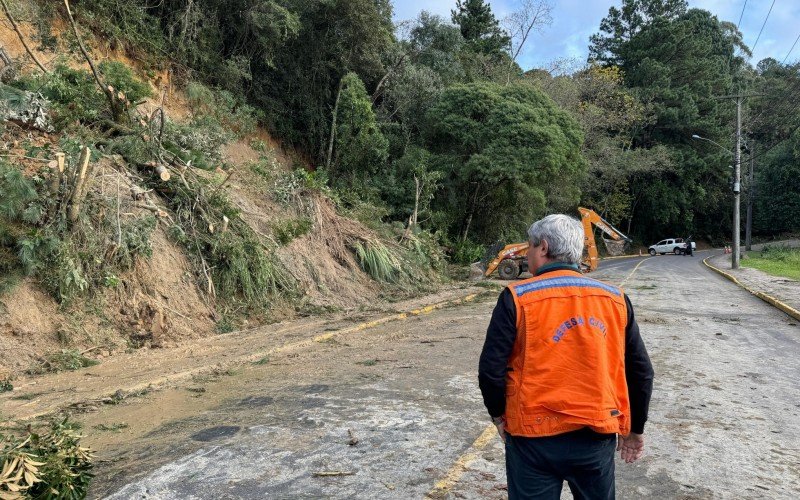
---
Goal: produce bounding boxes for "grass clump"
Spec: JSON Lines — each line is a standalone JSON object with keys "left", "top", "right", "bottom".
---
{"left": 351, "top": 239, "right": 404, "bottom": 283}
{"left": 0, "top": 380, "right": 12, "bottom": 393}
{"left": 28, "top": 349, "right": 99, "bottom": 375}
{"left": 0, "top": 418, "right": 93, "bottom": 499}
{"left": 744, "top": 246, "right": 800, "bottom": 280}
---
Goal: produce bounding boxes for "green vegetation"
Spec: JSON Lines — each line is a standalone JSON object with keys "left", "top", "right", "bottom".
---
{"left": 12, "top": 0, "right": 794, "bottom": 256}
{"left": 1, "top": 0, "right": 797, "bottom": 319}
{"left": 0, "top": 156, "right": 158, "bottom": 303}
{"left": 352, "top": 239, "right": 404, "bottom": 283}
{"left": 12, "top": 61, "right": 152, "bottom": 130}
{"left": 272, "top": 218, "right": 312, "bottom": 245}
{"left": 0, "top": 380, "right": 12, "bottom": 393}
{"left": 0, "top": 418, "right": 93, "bottom": 499}
{"left": 744, "top": 246, "right": 800, "bottom": 281}
{"left": 28, "top": 349, "right": 100, "bottom": 375}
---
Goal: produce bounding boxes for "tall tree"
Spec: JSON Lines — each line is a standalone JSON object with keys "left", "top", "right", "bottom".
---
{"left": 252, "top": 0, "right": 394, "bottom": 160}
{"left": 425, "top": 82, "right": 584, "bottom": 242}
{"left": 330, "top": 72, "right": 389, "bottom": 185}
{"left": 584, "top": 5, "right": 750, "bottom": 241}
{"left": 589, "top": 0, "right": 687, "bottom": 65}
{"left": 749, "top": 60, "right": 800, "bottom": 234}
{"left": 451, "top": 0, "right": 510, "bottom": 56}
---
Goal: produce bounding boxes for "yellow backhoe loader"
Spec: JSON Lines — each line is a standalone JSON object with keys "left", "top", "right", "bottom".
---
{"left": 472, "top": 208, "right": 632, "bottom": 280}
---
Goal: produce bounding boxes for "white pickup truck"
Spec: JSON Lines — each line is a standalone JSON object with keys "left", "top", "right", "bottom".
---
{"left": 648, "top": 238, "right": 695, "bottom": 255}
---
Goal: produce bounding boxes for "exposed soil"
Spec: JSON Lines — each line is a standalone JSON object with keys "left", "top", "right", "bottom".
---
{"left": 0, "top": 20, "right": 434, "bottom": 377}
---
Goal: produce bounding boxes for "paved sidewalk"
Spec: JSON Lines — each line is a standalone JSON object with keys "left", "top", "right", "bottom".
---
{"left": 708, "top": 247, "right": 800, "bottom": 317}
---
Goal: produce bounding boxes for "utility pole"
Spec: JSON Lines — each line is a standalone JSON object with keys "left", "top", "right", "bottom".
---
{"left": 733, "top": 97, "right": 741, "bottom": 269}
{"left": 713, "top": 93, "right": 762, "bottom": 269}
{"left": 746, "top": 142, "right": 754, "bottom": 251}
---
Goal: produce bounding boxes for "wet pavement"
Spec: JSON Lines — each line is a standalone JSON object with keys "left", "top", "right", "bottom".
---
{"left": 80, "top": 253, "right": 800, "bottom": 499}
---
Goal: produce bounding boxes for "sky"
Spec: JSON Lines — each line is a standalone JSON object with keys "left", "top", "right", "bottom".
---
{"left": 392, "top": 0, "right": 800, "bottom": 71}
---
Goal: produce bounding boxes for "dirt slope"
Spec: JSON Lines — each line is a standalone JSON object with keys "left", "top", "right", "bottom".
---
{"left": 0, "top": 15, "right": 432, "bottom": 378}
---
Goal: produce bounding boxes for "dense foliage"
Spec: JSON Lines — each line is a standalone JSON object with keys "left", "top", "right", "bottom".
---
{"left": 22, "top": 0, "right": 800, "bottom": 250}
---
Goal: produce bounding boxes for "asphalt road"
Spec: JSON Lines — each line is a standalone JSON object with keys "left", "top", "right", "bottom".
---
{"left": 87, "top": 253, "right": 800, "bottom": 499}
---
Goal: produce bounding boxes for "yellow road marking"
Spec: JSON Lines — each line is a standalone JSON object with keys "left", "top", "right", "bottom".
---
{"left": 4, "top": 292, "right": 485, "bottom": 422}
{"left": 425, "top": 424, "right": 498, "bottom": 499}
{"left": 312, "top": 294, "right": 480, "bottom": 343}
{"left": 619, "top": 257, "right": 649, "bottom": 287}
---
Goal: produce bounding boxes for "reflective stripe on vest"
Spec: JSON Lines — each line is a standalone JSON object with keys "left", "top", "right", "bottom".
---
{"left": 505, "top": 269, "right": 631, "bottom": 437}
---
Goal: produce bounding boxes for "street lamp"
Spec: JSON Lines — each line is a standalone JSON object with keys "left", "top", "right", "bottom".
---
{"left": 692, "top": 135, "right": 732, "bottom": 157}
{"left": 692, "top": 133, "right": 741, "bottom": 269}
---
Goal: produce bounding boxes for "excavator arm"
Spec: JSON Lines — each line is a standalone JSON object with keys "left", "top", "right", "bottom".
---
{"left": 578, "top": 207, "right": 632, "bottom": 272}
{"left": 474, "top": 208, "right": 632, "bottom": 279}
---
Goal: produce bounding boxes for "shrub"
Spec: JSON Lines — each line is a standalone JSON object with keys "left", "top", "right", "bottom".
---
{"left": 13, "top": 64, "right": 105, "bottom": 128}
{"left": 185, "top": 82, "right": 260, "bottom": 137}
{"left": 12, "top": 61, "right": 151, "bottom": 130}
{"left": 0, "top": 161, "right": 41, "bottom": 293}
{"left": 0, "top": 157, "right": 157, "bottom": 304}
{"left": 98, "top": 61, "right": 153, "bottom": 103}
{"left": 272, "top": 217, "right": 312, "bottom": 245}
{"left": 452, "top": 239, "right": 485, "bottom": 265}
{"left": 163, "top": 118, "right": 231, "bottom": 170}
{"left": 273, "top": 169, "right": 330, "bottom": 205}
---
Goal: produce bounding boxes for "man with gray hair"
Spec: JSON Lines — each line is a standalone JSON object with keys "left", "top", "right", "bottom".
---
{"left": 479, "top": 214, "right": 654, "bottom": 499}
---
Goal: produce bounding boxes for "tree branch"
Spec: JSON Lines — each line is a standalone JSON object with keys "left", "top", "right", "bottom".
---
{"left": 63, "top": 0, "right": 126, "bottom": 122}
{"left": 0, "top": 0, "right": 49, "bottom": 74}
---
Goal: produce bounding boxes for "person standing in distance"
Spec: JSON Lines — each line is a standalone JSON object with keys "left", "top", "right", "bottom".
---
{"left": 478, "top": 214, "right": 654, "bottom": 499}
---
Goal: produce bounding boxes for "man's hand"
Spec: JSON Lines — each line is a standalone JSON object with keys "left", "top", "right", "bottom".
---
{"left": 492, "top": 416, "right": 506, "bottom": 443}
{"left": 617, "top": 433, "right": 644, "bottom": 463}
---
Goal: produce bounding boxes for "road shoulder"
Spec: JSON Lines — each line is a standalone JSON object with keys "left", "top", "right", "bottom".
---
{"left": 705, "top": 253, "right": 800, "bottom": 321}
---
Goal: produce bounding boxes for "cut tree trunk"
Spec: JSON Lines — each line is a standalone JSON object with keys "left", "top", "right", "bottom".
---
{"left": 48, "top": 152, "right": 65, "bottom": 196}
{"left": 68, "top": 147, "right": 92, "bottom": 223}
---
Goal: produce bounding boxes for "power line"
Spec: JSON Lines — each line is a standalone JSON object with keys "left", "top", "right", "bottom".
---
{"left": 737, "top": 0, "right": 748, "bottom": 28}
{"left": 783, "top": 32, "right": 800, "bottom": 64}
{"left": 744, "top": 124, "right": 799, "bottom": 163}
{"left": 751, "top": 0, "right": 776, "bottom": 54}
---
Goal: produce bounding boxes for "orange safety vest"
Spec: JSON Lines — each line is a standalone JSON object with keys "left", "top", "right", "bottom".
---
{"left": 504, "top": 269, "right": 631, "bottom": 437}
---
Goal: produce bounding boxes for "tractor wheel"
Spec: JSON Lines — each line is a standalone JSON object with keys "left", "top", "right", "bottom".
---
{"left": 498, "top": 259, "right": 520, "bottom": 280}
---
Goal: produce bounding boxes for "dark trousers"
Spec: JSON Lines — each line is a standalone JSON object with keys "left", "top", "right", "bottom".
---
{"left": 505, "top": 428, "right": 616, "bottom": 500}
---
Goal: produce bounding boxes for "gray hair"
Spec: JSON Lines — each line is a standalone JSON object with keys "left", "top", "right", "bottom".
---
{"left": 527, "top": 214, "right": 584, "bottom": 265}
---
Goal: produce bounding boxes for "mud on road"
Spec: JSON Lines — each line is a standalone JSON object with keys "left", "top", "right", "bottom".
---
{"left": 5, "top": 254, "right": 800, "bottom": 499}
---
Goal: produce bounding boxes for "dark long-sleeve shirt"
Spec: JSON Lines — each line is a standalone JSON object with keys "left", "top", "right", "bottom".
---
{"left": 478, "top": 264, "right": 654, "bottom": 434}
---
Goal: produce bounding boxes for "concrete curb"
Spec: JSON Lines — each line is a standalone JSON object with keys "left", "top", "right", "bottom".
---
{"left": 702, "top": 256, "right": 800, "bottom": 322}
